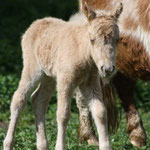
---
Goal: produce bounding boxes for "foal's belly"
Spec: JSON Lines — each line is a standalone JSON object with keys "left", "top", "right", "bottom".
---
{"left": 116, "top": 35, "right": 150, "bottom": 81}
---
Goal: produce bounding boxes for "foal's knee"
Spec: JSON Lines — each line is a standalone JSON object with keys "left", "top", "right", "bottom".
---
{"left": 90, "top": 100, "right": 107, "bottom": 123}
{"left": 37, "top": 140, "right": 49, "bottom": 150}
{"left": 57, "top": 108, "right": 71, "bottom": 126}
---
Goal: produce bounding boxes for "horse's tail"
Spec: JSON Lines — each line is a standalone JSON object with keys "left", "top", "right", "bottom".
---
{"left": 100, "top": 79, "right": 120, "bottom": 134}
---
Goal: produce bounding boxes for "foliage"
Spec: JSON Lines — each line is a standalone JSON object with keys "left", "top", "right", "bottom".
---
{"left": 0, "top": 75, "right": 19, "bottom": 113}
{"left": 0, "top": 0, "right": 78, "bottom": 73}
{"left": 0, "top": 74, "right": 150, "bottom": 149}
{"left": 1, "top": 0, "right": 150, "bottom": 108}
{"left": 0, "top": 0, "right": 150, "bottom": 149}
{"left": 0, "top": 91, "right": 150, "bottom": 149}
{"left": 134, "top": 80, "right": 150, "bottom": 112}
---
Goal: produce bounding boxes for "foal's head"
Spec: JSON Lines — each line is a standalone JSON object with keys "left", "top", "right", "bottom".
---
{"left": 83, "top": 2, "right": 123, "bottom": 77}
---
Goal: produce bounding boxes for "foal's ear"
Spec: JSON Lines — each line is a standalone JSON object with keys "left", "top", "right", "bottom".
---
{"left": 112, "top": 3, "right": 123, "bottom": 21}
{"left": 83, "top": 2, "right": 96, "bottom": 22}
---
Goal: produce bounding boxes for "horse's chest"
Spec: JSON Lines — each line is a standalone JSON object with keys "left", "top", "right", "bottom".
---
{"left": 116, "top": 36, "right": 150, "bottom": 81}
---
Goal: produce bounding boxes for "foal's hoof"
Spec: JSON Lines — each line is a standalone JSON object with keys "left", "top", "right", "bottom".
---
{"left": 87, "top": 137, "right": 99, "bottom": 146}
{"left": 3, "top": 140, "right": 13, "bottom": 150}
{"left": 129, "top": 125, "right": 146, "bottom": 148}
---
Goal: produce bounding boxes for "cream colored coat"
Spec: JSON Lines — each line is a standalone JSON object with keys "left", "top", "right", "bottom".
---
{"left": 4, "top": 2, "right": 122, "bottom": 150}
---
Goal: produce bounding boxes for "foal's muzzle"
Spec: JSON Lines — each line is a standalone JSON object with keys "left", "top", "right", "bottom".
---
{"left": 100, "top": 65, "right": 115, "bottom": 77}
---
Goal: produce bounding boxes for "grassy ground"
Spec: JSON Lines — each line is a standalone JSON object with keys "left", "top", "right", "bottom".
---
{"left": 0, "top": 75, "right": 150, "bottom": 150}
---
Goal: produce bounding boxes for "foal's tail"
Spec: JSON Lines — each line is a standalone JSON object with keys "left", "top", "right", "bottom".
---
{"left": 100, "top": 79, "right": 120, "bottom": 134}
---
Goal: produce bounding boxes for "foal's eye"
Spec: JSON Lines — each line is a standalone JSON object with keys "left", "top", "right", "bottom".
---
{"left": 90, "top": 39, "right": 95, "bottom": 45}
{"left": 117, "top": 38, "right": 120, "bottom": 43}
{"left": 104, "top": 36, "right": 108, "bottom": 44}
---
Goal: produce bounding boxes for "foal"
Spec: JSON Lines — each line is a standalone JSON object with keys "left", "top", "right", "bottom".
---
{"left": 4, "top": 3, "right": 122, "bottom": 150}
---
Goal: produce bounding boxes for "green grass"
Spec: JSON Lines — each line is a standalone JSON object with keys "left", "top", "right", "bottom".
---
{"left": 0, "top": 74, "right": 150, "bottom": 150}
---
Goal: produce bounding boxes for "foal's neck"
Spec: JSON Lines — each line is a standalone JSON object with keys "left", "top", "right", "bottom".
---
{"left": 75, "top": 23, "right": 93, "bottom": 64}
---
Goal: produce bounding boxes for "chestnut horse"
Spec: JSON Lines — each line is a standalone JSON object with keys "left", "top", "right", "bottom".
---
{"left": 77, "top": 0, "right": 149, "bottom": 148}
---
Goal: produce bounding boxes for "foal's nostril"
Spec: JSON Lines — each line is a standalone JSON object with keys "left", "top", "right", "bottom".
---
{"left": 112, "top": 66, "right": 115, "bottom": 72}
{"left": 101, "top": 66, "right": 104, "bottom": 72}
{"left": 100, "top": 65, "right": 115, "bottom": 76}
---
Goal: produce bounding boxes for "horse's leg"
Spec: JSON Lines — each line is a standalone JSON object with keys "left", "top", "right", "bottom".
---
{"left": 55, "top": 76, "right": 73, "bottom": 150}
{"left": 113, "top": 72, "right": 146, "bottom": 148}
{"left": 76, "top": 90, "right": 98, "bottom": 146}
{"left": 31, "top": 76, "right": 55, "bottom": 150}
{"left": 89, "top": 96, "right": 111, "bottom": 150}
{"left": 3, "top": 67, "right": 43, "bottom": 150}
{"left": 78, "top": 77, "right": 111, "bottom": 150}
{"left": 76, "top": 81, "right": 117, "bottom": 146}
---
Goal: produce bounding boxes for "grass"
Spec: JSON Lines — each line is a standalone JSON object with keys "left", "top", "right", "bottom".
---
{"left": 0, "top": 74, "right": 150, "bottom": 150}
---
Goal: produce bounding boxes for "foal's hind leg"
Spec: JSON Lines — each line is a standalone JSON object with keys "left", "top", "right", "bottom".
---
{"left": 31, "top": 77, "right": 55, "bottom": 150}
{"left": 3, "top": 67, "right": 43, "bottom": 150}
{"left": 113, "top": 72, "right": 146, "bottom": 148}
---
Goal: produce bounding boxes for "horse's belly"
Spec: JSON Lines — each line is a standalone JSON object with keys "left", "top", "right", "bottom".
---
{"left": 116, "top": 35, "right": 150, "bottom": 81}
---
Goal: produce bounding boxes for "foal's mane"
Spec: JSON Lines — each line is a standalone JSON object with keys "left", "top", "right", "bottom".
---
{"left": 69, "top": 12, "right": 88, "bottom": 25}
{"left": 69, "top": 10, "right": 115, "bottom": 26}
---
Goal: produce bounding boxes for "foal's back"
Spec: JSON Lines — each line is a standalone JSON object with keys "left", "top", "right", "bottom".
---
{"left": 22, "top": 17, "right": 89, "bottom": 77}
{"left": 22, "top": 17, "right": 69, "bottom": 57}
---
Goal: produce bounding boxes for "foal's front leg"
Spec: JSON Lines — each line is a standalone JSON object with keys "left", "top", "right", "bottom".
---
{"left": 78, "top": 77, "right": 111, "bottom": 150}
{"left": 88, "top": 84, "right": 111, "bottom": 150}
{"left": 89, "top": 95, "right": 111, "bottom": 150}
{"left": 55, "top": 76, "right": 73, "bottom": 150}
{"left": 76, "top": 90, "right": 98, "bottom": 146}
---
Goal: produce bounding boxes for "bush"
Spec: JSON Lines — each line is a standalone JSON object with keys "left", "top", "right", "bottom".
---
{"left": 0, "top": 0, "right": 78, "bottom": 74}
{"left": 0, "top": 74, "right": 19, "bottom": 112}
{"left": 134, "top": 80, "right": 150, "bottom": 112}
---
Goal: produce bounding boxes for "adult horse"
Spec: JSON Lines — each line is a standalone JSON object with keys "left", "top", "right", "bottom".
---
{"left": 77, "top": 0, "right": 149, "bottom": 148}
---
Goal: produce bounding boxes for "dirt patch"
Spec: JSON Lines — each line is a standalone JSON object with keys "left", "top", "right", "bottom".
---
{"left": 0, "top": 121, "right": 8, "bottom": 129}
